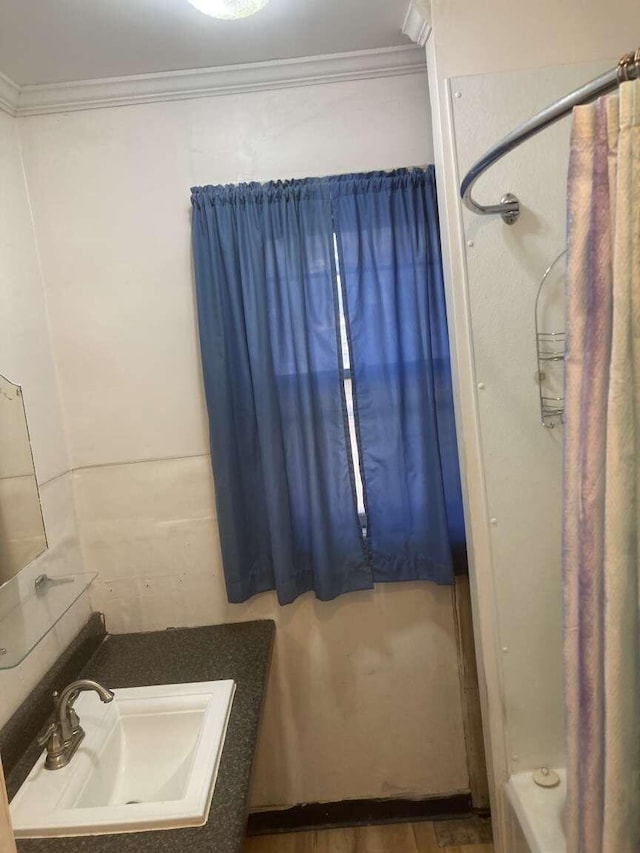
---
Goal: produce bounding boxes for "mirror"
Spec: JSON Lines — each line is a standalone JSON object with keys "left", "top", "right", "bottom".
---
{"left": 0, "top": 374, "right": 47, "bottom": 585}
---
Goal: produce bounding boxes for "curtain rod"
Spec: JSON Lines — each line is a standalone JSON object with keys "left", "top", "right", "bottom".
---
{"left": 459, "top": 48, "right": 640, "bottom": 224}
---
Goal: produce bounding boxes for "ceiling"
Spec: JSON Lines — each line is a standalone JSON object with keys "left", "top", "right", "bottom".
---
{"left": 0, "top": 0, "right": 413, "bottom": 87}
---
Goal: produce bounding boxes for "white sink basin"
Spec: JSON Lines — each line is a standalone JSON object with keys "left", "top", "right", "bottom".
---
{"left": 10, "top": 680, "right": 235, "bottom": 837}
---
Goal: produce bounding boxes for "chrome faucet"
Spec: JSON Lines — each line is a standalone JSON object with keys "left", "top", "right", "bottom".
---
{"left": 37, "top": 679, "right": 114, "bottom": 770}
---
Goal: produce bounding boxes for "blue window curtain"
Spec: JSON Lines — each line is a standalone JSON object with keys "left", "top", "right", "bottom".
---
{"left": 191, "top": 168, "right": 466, "bottom": 605}
{"left": 331, "top": 169, "right": 466, "bottom": 583}
{"left": 191, "top": 181, "right": 371, "bottom": 605}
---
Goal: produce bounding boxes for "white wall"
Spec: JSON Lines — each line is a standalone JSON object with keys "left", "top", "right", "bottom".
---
{"left": 18, "top": 72, "right": 471, "bottom": 808}
{"left": 0, "top": 108, "right": 90, "bottom": 729}
{"left": 431, "top": 0, "right": 638, "bottom": 80}
{"left": 426, "top": 2, "right": 639, "bottom": 849}
{"left": 452, "top": 57, "right": 610, "bottom": 774}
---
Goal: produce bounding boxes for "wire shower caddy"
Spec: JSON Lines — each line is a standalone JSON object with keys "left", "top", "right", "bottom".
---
{"left": 535, "top": 250, "right": 566, "bottom": 429}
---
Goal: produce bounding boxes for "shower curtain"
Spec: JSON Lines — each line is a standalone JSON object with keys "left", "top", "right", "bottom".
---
{"left": 564, "top": 80, "right": 640, "bottom": 852}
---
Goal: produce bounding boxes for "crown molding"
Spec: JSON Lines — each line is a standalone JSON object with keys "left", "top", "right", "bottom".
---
{"left": 0, "top": 71, "right": 19, "bottom": 116}
{"left": 11, "top": 45, "right": 426, "bottom": 117}
{"left": 402, "top": 1, "right": 432, "bottom": 48}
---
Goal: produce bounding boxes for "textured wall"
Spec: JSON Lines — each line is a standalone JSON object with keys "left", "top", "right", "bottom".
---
{"left": 18, "top": 72, "right": 470, "bottom": 807}
{"left": 0, "top": 109, "right": 88, "bottom": 729}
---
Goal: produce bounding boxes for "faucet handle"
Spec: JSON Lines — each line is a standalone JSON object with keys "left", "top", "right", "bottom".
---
{"left": 36, "top": 720, "right": 57, "bottom": 748}
{"left": 68, "top": 706, "right": 81, "bottom": 736}
{"left": 36, "top": 719, "right": 69, "bottom": 770}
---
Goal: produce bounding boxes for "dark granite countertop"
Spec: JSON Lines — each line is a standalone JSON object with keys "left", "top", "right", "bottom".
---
{"left": 8, "top": 620, "right": 275, "bottom": 853}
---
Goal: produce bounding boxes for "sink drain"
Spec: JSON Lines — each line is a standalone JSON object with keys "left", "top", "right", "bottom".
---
{"left": 125, "top": 800, "right": 141, "bottom": 805}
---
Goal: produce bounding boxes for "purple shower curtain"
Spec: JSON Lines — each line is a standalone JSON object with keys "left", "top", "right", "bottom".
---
{"left": 563, "top": 80, "right": 640, "bottom": 853}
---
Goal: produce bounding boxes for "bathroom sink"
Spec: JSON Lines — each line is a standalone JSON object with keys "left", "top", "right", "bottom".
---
{"left": 10, "top": 680, "right": 235, "bottom": 837}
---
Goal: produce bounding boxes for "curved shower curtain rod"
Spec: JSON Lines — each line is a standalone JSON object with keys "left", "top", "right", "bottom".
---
{"left": 459, "top": 48, "right": 640, "bottom": 225}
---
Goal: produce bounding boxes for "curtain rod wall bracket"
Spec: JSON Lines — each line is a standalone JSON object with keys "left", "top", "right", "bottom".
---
{"left": 499, "top": 193, "right": 520, "bottom": 225}
{"left": 459, "top": 48, "right": 640, "bottom": 225}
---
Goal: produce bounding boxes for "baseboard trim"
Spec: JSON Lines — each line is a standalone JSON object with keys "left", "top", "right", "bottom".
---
{"left": 247, "top": 793, "right": 474, "bottom": 835}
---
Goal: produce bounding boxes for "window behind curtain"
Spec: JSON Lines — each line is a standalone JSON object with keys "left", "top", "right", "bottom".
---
{"left": 329, "top": 169, "right": 465, "bottom": 584}
{"left": 191, "top": 168, "right": 466, "bottom": 605}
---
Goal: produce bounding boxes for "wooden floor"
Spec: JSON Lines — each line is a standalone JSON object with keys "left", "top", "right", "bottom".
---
{"left": 245, "top": 821, "right": 494, "bottom": 853}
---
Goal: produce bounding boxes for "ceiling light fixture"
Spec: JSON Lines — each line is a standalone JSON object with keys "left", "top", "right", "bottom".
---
{"left": 186, "top": 0, "right": 270, "bottom": 19}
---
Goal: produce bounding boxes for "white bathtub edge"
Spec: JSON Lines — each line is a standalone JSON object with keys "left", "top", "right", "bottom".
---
{"left": 505, "top": 768, "right": 567, "bottom": 853}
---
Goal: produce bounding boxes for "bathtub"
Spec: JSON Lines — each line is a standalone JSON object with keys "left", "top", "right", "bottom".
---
{"left": 505, "top": 768, "right": 567, "bottom": 853}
